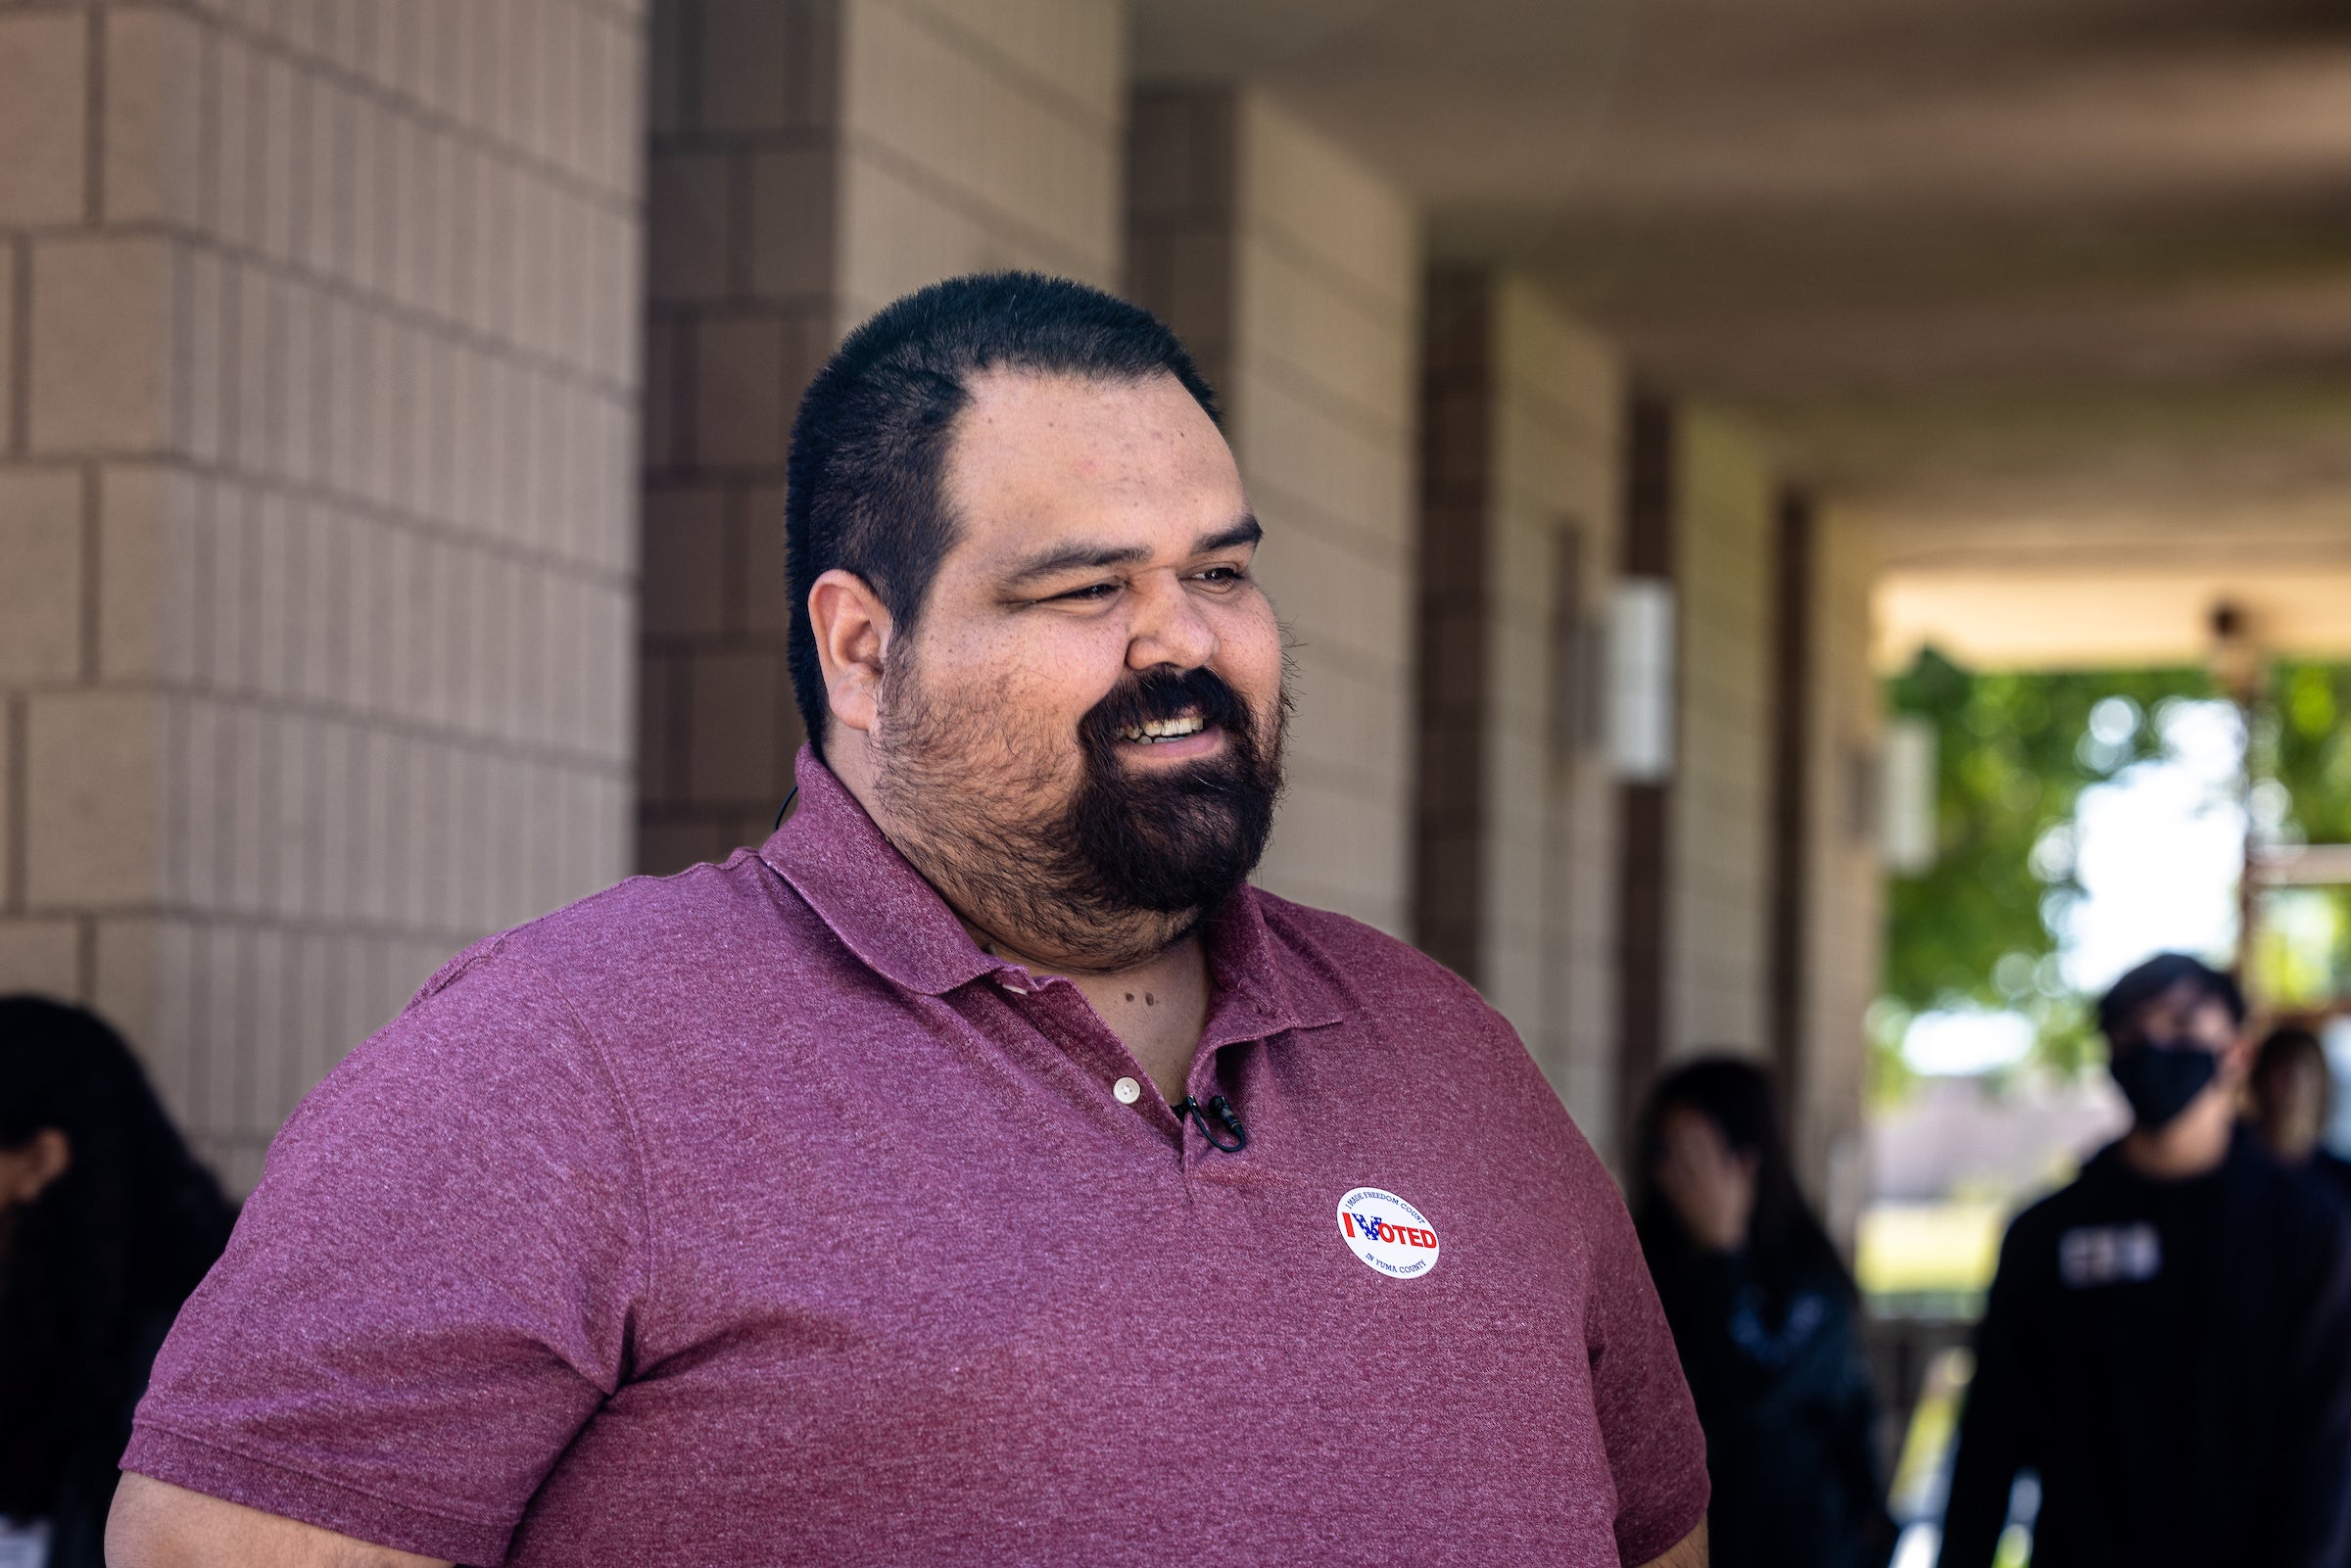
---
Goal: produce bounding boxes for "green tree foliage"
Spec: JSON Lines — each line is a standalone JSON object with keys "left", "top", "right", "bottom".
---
{"left": 2248, "top": 662, "right": 2351, "bottom": 1005}
{"left": 2269, "top": 662, "right": 2351, "bottom": 841}
{"left": 1879, "top": 650, "right": 2351, "bottom": 1095}
{"left": 1878, "top": 649, "right": 2214, "bottom": 1093}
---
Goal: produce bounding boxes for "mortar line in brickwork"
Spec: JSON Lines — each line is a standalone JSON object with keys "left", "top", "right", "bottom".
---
{"left": 185, "top": 920, "right": 212, "bottom": 1136}
{"left": 84, "top": 5, "right": 108, "bottom": 224}
{"left": 883, "top": 0, "right": 1119, "bottom": 137}
{"left": 141, "top": 451, "right": 638, "bottom": 597}
{"left": 190, "top": 223, "right": 639, "bottom": 403}
{"left": 1246, "top": 217, "right": 1415, "bottom": 330}
{"left": 0, "top": 213, "right": 646, "bottom": 402}
{"left": 0, "top": 673, "right": 636, "bottom": 779}
{"left": 638, "top": 632, "right": 795, "bottom": 661}
{"left": 720, "top": 483, "right": 752, "bottom": 633}
{"left": 98, "top": 901, "right": 534, "bottom": 952}
{"left": 644, "top": 459, "right": 794, "bottom": 487}
{"left": 3, "top": 697, "right": 26, "bottom": 913}
{"left": 228, "top": 927, "right": 258, "bottom": 1147}
{"left": 191, "top": 7, "right": 642, "bottom": 216}
{"left": 668, "top": 306, "right": 699, "bottom": 465}
{"left": 170, "top": 231, "right": 197, "bottom": 457}
{"left": 646, "top": 126, "right": 835, "bottom": 159}
{"left": 195, "top": 12, "right": 221, "bottom": 251}
{"left": 724, "top": 147, "right": 755, "bottom": 303}
{"left": 838, "top": 132, "right": 1113, "bottom": 288}
{"left": 75, "top": 916, "right": 97, "bottom": 1005}
{"left": 288, "top": 41, "right": 319, "bottom": 303}
{"left": 7, "top": 237, "right": 29, "bottom": 455}
{"left": 659, "top": 650, "right": 693, "bottom": 814}
{"left": 79, "top": 464, "right": 102, "bottom": 682}
{"left": 1246, "top": 353, "right": 1416, "bottom": 454}
{"left": 566, "top": 0, "right": 645, "bottom": 35}
{"left": 634, "top": 802, "right": 785, "bottom": 825}
{"left": 675, "top": 0, "right": 703, "bottom": 134}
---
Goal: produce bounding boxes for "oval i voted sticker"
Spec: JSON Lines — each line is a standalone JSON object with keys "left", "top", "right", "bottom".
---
{"left": 1337, "top": 1187, "right": 1440, "bottom": 1279}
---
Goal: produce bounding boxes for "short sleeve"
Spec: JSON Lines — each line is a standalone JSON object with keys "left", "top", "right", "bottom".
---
{"left": 122, "top": 948, "right": 652, "bottom": 1566}
{"left": 1571, "top": 1131, "right": 1710, "bottom": 1564}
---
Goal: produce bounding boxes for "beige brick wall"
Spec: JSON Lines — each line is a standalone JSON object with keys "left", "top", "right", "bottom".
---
{"left": 1667, "top": 408, "right": 1777, "bottom": 1063}
{"left": 1128, "top": 87, "right": 1420, "bottom": 935}
{"left": 0, "top": 0, "right": 645, "bottom": 1190}
{"left": 1800, "top": 506, "right": 1882, "bottom": 1227}
{"left": 1488, "top": 282, "right": 1625, "bottom": 1148}
{"left": 834, "top": 0, "right": 1124, "bottom": 322}
{"left": 639, "top": 0, "right": 1126, "bottom": 873}
{"left": 1416, "top": 271, "right": 1626, "bottom": 1148}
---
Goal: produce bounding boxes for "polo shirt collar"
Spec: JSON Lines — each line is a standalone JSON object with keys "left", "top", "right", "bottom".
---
{"left": 758, "top": 750, "right": 1000, "bottom": 997}
{"left": 1196, "top": 873, "right": 1344, "bottom": 1045}
{"left": 758, "top": 747, "right": 1343, "bottom": 1038}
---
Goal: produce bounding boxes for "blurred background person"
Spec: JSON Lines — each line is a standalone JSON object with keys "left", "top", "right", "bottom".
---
{"left": 2248, "top": 1023, "right": 2351, "bottom": 1203}
{"left": 0, "top": 997, "right": 237, "bottom": 1568}
{"left": 1938, "top": 955, "right": 2351, "bottom": 1568}
{"left": 1636, "top": 1056, "right": 1897, "bottom": 1568}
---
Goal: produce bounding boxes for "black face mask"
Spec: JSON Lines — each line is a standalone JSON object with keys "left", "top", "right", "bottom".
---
{"left": 2109, "top": 1038, "right": 2221, "bottom": 1130}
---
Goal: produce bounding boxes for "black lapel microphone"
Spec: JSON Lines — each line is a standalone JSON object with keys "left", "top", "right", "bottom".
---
{"left": 1175, "top": 1094, "right": 1248, "bottom": 1153}
{"left": 771, "top": 786, "right": 799, "bottom": 832}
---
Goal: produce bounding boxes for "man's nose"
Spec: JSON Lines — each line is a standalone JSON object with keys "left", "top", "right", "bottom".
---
{"left": 1127, "top": 572, "right": 1218, "bottom": 672}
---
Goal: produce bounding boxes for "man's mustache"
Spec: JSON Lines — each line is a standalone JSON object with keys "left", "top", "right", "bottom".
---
{"left": 1079, "top": 666, "right": 1252, "bottom": 751}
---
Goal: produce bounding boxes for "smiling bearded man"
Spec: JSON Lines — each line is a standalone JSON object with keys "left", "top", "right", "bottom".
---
{"left": 110, "top": 274, "right": 1710, "bottom": 1568}
{"left": 876, "top": 656, "right": 1283, "bottom": 968}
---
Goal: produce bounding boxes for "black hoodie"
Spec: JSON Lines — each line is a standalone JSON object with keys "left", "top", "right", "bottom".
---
{"left": 1940, "top": 1130, "right": 2351, "bottom": 1568}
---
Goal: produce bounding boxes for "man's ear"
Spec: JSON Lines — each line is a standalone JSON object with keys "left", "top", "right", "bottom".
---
{"left": 807, "top": 569, "right": 894, "bottom": 736}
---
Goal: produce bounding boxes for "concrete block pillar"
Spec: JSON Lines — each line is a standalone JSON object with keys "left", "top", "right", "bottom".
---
{"left": 1666, "top": 410, "right": 1780, "bottom": 1066}
{"left": 1415, "top": 270, "right": 1628, "bottom": 1150}
{"left": 1794, "top": 504, "right": 1882, "bottom": 1230}
{"left": 1127, "top": 87, "right": 1421, "bottom": 936}
{"left": 0, "top": 2, "right": 647, "bottom": 1189}
{"left": 638, "top": 0, "right": 1128, "bottom": 872}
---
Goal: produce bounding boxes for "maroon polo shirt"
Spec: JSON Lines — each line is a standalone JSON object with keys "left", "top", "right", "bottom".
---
{"left": 126, "top": 752, "right": 1706, "bottom": 1566}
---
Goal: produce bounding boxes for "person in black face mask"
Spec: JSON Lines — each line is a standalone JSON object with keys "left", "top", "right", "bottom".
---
{"left": 1938, "top": 953, "right": 2351, "bottom": 1568}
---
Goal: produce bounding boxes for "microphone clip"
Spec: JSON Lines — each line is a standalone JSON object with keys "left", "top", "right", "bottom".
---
{"left": 1174, "top": 1094, "right": 1248, "bottom": 1153}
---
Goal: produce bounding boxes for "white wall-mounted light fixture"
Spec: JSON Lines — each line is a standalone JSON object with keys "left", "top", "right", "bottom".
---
{"left": 1607, "top": 577, "right": 1676, "bottom": 783}
{"left": 1881, "top": 714, "right": 1938, "bottom": 874}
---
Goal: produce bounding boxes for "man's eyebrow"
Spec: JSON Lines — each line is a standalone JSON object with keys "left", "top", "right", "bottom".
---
{"left": 1000, "top": 514, "right": 1261, "bottom": 587}
{"left": 1001, "top": 541, "right": 1153, "bottom": 586}
{"left": 1194, "top": 514, "right": 1262, "bottom": 553}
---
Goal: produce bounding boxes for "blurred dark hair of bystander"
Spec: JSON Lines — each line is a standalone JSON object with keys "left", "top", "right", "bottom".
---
{"left": 0, "top": 995, "right": 238, "bottom": 1568}
{"left": 1634, "top": 1055, "right": 1855, "bottom": 1309}
{"left": 2095, "top": 952, "right": 2245, "bottom": 1042}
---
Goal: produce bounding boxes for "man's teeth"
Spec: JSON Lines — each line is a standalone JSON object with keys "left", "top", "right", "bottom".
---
{"left": 1121, "top": 714, "right": 1208, "bottom": 743}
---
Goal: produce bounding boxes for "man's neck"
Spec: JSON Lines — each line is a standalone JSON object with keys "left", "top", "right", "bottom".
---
{"left": 829, "top": 738, "right": 1219, "bottom": 1104}
{"left": 984, "top": 928, "right": 1211, "bottom": 1107}
{"left": 2120, "top": 1090, "right": 2235, "bottom": 1180}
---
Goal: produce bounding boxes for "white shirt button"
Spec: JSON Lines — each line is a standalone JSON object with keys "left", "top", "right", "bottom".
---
{"left": 1112, "top": 1076, "right": 1142, "bottom": 1105}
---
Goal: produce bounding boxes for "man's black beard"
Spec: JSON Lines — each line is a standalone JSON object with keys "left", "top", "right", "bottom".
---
{"left": 868, "top": 661, "right": 1285, "bottom": 970}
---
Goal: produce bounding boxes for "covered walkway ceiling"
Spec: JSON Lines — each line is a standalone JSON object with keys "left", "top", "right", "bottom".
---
{"left": 1133, "top": 0, "right": 2351, "bottom": 670}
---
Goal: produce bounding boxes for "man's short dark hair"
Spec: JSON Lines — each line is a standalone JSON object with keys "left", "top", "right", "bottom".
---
{"left": 2095, "top": 952, "right": 2247, "bottom": 1040}
{"left": 783, "top": 272, "right": 1220, "bottom": 756}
